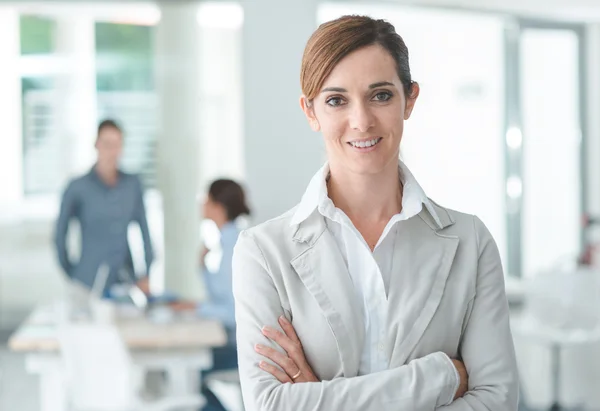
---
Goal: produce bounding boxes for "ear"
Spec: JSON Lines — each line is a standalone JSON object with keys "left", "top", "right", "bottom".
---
{"left": 300, "top": 95, "right": 321, "bottom": 132}
{"left": 404, "top": 82, "right": 420, "bottom": 120}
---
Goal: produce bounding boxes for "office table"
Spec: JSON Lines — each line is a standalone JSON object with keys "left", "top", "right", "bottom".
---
{"left": 8, "top": 302, "right": 228, "bottom": 411}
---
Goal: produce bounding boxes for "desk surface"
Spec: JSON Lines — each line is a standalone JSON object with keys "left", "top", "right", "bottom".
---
{"left": 8, "top": 303, "right": 228, "bottom": 352}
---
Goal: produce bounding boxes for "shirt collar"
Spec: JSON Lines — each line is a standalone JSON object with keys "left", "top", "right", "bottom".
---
{"left": 290, "top": 160, "right": 442, "bottom": 228}
{"left": 89, "top": 165, "right": 124, "bottom": 188}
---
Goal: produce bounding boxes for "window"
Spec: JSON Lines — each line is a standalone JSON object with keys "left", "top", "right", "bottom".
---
{"left": 520, "top": 27, "right": 582, "bottom": 277}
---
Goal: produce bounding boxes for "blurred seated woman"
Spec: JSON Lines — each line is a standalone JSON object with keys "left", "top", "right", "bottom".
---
{"left": 172, "top": 179, "right": 250, "bottom": 411}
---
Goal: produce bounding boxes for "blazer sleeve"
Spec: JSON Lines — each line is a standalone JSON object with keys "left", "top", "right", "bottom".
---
{"left": 437, "top": 216, "right": 519, "bottom": 410}
{"left": 233, "top": 230, "right": 459, "bottom": 411}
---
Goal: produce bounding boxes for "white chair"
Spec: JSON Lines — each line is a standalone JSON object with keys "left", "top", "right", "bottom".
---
{"left": 513, "top": 269, "right": 600, "bottom": 411}
{"left": 205, "top": 370, "right": 244, "bottom": 411}
{"left": 58, "top": 323, "right": 204, "bottom": 411}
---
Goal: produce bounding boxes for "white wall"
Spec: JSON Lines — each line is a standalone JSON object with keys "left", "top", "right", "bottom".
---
{"left": 521, "top": 29, "right": 582, "bottom": 276}
{"left": 242, "top": 0, "right": 323, "bottom": 224}
{"left": 0, "top": 222, "right": 67, "bottom": 329}
{"left": 198, "top": 20, "right": 244, "bottom": 188}
{"left": 585, "top": 24, "right": 600, "bottom": 252}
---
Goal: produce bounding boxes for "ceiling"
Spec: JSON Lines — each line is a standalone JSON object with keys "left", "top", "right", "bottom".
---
{"left": 1, "top": 0, "right": 600, "bottom": 23}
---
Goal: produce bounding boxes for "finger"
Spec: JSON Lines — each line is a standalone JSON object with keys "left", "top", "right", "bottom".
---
{"left": 262, "top": 326, "right": 305, "bottom": 370}
{"left": 278, "top": 315, "right": 301, "bottom": 344}
{"left": 262, "top": 326, "right": 296, "bottom": 354}
{"left": 258, "top": 361, "right": 292, "bottom": 384}
{"left": 255, "top": 344, "right": 299, "bottom": 377}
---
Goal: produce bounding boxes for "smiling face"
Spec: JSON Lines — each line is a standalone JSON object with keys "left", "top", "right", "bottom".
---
{"left": 301, "top": 44, "right": 419, "bottom": 177}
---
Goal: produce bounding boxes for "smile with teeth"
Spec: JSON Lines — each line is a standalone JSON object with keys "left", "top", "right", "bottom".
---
{"left": 349, "top": 137, "right": 382, "bottom": 148}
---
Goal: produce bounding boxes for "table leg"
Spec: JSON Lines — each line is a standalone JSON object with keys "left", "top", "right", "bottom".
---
{"left": 164, "top": 365, "right": 201, "bottom": 411}
{"left": 161, "top": 352, "right": 212, "bottom": 411}
{"left": 549, "top": 343, "right": 561, "bottom": 411}
{"left": 166, "top": 365, "right": 199, "bottom": 395}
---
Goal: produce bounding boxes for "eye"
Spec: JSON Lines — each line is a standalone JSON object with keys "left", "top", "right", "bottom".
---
{"left": 325, "top": 96, "right": 345, "bottom": 107}
{"left": 372, "top": 91, "right": 393, "bottom": 102}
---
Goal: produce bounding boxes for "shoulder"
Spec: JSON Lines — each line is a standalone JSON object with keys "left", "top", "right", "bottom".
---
{"left": 232, "top": 207, "right": 304, "bottom": 292}
{"left": 234, "top": 207, "right": 300, "bottom": 260}
{"left": 63, "top": 174, "right": 90, "bottom": 195}
{"left": 427, "top": 198, "right": 494, "bottom": 249}
{"left": 119, "top": 172, "right": 145, "bottom": 191}
{"left": 120, "top": 171, "right": 141, "bottom": 183}
{"left": 426, "top": 200, "right": 502, "bottom": 286}
{"left": 239, "top": 207, "right": 297, "bottom": 242}
{"left": 220, "top": 223, "right": 242, "bottom": 246}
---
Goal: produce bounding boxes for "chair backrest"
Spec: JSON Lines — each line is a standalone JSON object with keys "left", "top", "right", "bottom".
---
{"left": 525, "top": 268, "right": 600, "bottom": 334}
{"left": 58, "top": 323, "right": 136, "bottom": 411}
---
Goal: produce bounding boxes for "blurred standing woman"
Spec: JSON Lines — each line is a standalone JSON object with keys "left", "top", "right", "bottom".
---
{"left": 232, "top": 15, "right": 518, "bottom": 411}
{"left": 54, "top": 119, "right": 153, "bottom": 295}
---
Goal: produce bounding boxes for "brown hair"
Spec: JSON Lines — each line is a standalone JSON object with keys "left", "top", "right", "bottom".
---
{"left": 97, "top": 119, "right": 122, "bottom": 135}
{"left": 208, "top": 179, "right": 250, "bottom": 221}
{"left": 300, "top": 15, "right": 414, "bottom": 102}
{"left": 96, "top": 119, "right": 123, "bottom": 142}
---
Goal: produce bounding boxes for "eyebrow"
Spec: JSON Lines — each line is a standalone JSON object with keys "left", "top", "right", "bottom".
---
{"left": 320, "top": 81, "right": 395, "bottom": 93}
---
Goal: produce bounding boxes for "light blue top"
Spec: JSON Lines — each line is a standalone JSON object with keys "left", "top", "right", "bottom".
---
{"left": 199, "top": 221, "right": 240, "bottom": 330}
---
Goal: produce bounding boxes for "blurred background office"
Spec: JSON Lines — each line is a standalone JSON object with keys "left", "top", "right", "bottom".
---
{"left": 1, "top": 0, "right": 600, "bottom": 410}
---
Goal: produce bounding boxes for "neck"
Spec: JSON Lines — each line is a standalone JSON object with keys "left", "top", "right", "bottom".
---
{"left": 328, "top": 159, "right": 402, "bottom": 224}
{"left": 215, "top": 217, "right": 230, "bottom": 230}
{"left": 95, "top": 164, "right": 118, "bottom": 186}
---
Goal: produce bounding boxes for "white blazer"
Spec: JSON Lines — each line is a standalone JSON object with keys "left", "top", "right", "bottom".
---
{"left": 232, "top": 200, "right": 519, "bottom": 411}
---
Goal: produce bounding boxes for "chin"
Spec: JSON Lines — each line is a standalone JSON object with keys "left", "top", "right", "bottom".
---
{"left": 346, "top": 160, "right": 388, "bottom": 176}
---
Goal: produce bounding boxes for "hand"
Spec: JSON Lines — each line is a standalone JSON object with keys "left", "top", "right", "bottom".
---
{"left": 200, "top": 246, "right": 210, "bottom": 265}
{"left": 169, "top": 301, "right": 197, "bottom": 311}
{"left": 255, "top": 315, "right": 319, "bottom": 384}
{"left": 136, "top": 277, "right": 150, "bottom": 295}
{"left": 452, "top": 359, "right": 469, "bottom": 400}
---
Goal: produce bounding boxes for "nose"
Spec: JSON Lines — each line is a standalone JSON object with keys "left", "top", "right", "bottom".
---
{"left": 348, "top": 102, "right": 374, "bottom": 133}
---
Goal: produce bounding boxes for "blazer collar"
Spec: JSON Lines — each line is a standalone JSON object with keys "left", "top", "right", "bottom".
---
{"left": 290, "top": 213, "right": 364, "bottom": 377}
{"left": 292, "top": 198, "right": 455, "bottom": 245}
{"left": 290, "top": 160, "right": 444, "bottom": 229}
{"left": 418, "top": 199, "right": 455, "bottom": 231}
{"left": 292, "top": 209, "right": 327, "bottom": 245}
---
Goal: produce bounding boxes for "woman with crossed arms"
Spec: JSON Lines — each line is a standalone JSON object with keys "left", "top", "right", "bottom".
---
{"left": 232, "top": 15, "right": 519, "bottom": 411}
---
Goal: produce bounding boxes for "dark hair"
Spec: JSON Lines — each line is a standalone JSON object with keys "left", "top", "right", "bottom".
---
{"left": 97, "top": 119, "right": 123, "bottom": 137}
{"left": 208, "top": 179, "right": 250, "bottom": 221}
{"left": 301, "top": 15, "right": 414, "bottom": 101}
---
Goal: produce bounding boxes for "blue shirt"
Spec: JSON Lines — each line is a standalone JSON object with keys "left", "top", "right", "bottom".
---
{"left": 54, "top": 167, "right": 154, "bottom": 293}
{"left": 199, "top": 222, "right": 240, "bottom": 330}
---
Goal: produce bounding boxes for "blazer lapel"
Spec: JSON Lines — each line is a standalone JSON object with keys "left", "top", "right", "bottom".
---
{"left": 388, "top": 207, "right": 459, "bottom": 368}
{"left": 290, "top": 212, "right": 364, "bottom": 377}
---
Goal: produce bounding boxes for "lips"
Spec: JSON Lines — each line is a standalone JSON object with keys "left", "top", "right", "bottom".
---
{"left": 348, "top": 137, "right": 382, "bottom": 149}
